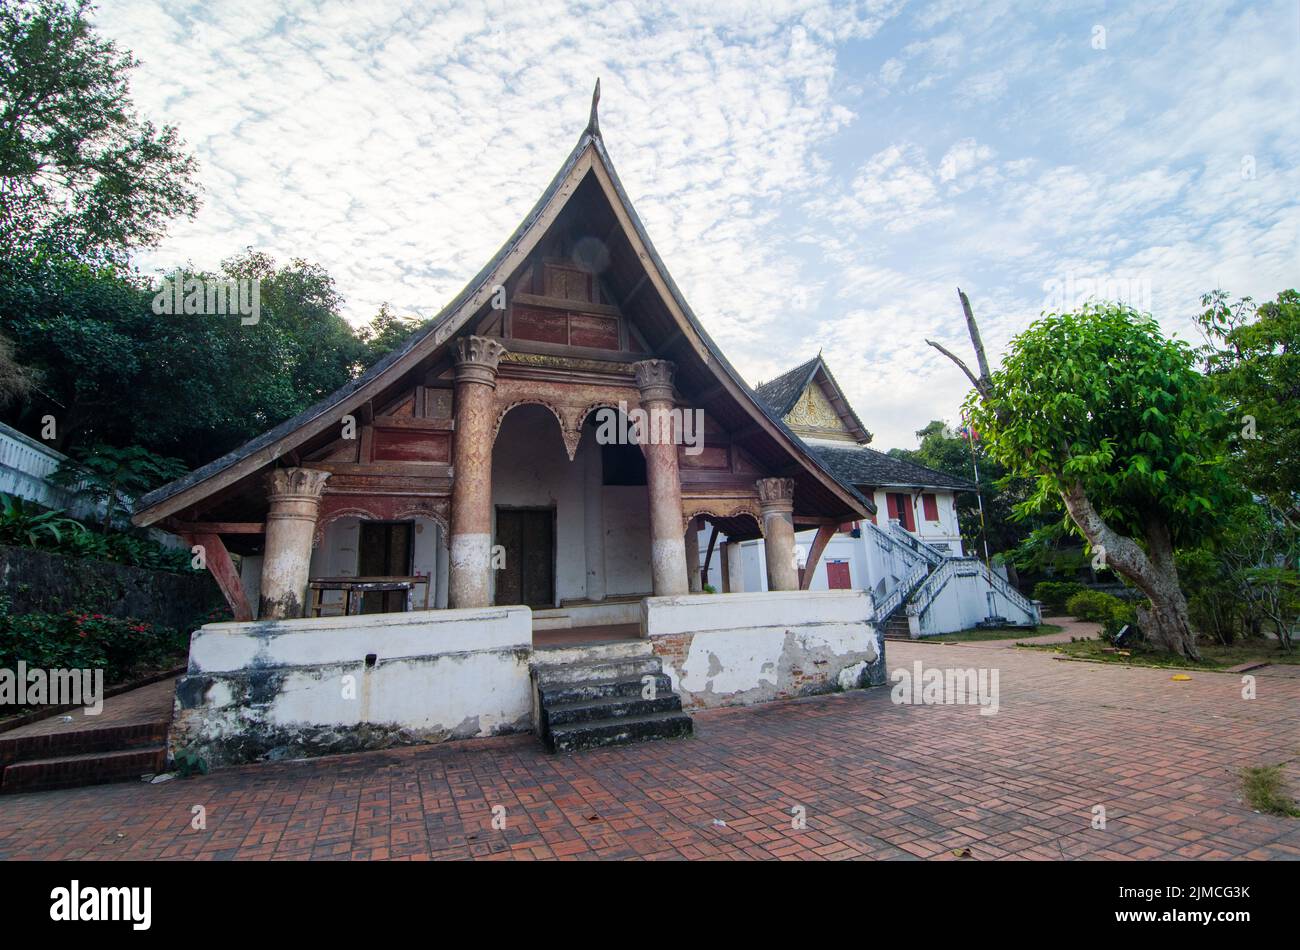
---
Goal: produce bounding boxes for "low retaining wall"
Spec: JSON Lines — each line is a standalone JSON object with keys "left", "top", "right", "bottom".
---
{"left": 171, "top": 607, "right": 533, "bottom": 766}
{"left": 642, "top": 590, "right": 885, "bottom": 709}
{"left": 0, "top": 544, "right": 222, "bottom": 630}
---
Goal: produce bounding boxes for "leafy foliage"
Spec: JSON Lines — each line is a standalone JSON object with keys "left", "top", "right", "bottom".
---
{"left": 0, "top": 492, "right": 193, "bottom": 571}
{"left": 1031, "top": 580, "right": 1088, "bottom": 613}
{"left": 0, "top": 492, "right": 80, "bottom": 545}
{"left": 966, "top": 302, "right": 1242, "bottom": 549}
{"left": 1196, "top": 289, "right": 1300, "bottom": 520}
{"left": 0, "top": 601, "right": 189, "bottom": 700}
{"left": 0, "top": 0, "right": 199, "bottom": 262}
{"left": 1065, "top": 588, "right": 1126, "bottom": 624}
{"left": 0, "top": 250, "right": 369, "bottom": 467}
{"left": 50, "top": 442, "right": 187, "bottom": 531}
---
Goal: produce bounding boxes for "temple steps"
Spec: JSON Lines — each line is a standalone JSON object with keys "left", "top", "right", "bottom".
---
{"left": 532, "top": 640, "right": 692, "bottom": 753}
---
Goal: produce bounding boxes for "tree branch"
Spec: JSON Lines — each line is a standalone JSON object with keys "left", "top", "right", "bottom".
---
{"left": 926, "top": 338, "right": 987, "bottom": 398}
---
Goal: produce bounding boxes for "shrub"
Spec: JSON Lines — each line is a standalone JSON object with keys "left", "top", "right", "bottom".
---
{"left": 1102, "top": 600, "right": 1139, "bottom": 642}
{"left": 1065, "top": 589, "right": 1126, "bottom": 623}
{"left": 0, "top": 493, "right": 194, "bottom": 573}
{"left": 1032, "top": 580, "right": 1088, "bottom": 612}
{"left": 0, "top": 603, "right": 188, "bottom": 702}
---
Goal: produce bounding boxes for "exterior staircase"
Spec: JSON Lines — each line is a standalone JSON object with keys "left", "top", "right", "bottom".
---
{"left": 0, "top": 716, "right": 168, "bottom": 793}
{"left": 0, "top": 676, "right": 175, "bottom": 793}
{"left": 531, "top": 640, "right": 693, "bottom": 753}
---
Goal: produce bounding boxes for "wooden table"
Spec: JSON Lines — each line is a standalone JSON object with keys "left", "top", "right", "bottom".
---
{"left": 308, "top": 575, "right": 431, "bottom": 617}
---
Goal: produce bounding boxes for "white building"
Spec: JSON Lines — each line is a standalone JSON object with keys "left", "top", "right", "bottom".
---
{"left": 697, "top": 356, "right": 1039, "bottom": 637}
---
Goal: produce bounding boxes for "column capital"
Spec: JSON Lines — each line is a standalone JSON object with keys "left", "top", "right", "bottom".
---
{"left": 756, "top": 476, "right": 795, "bottom": 513}
{"left": 632, "top": 358, "right": 676, "bottom": 403}
{"left": 453, "top": 335, "right": 508, "bottom": 387}
{"left": 265, "top": 467, "right": 330, "bottom": 502}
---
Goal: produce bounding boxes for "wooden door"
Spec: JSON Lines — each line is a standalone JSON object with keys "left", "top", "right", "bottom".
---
{"left": 826, "top": 560, "right": 852, "bottom": 590}
{"left": 495, "top": 508, "right": 555, "bottom": 608}
{"left": 357, "top": 521, "right": 413, "bottom": 613}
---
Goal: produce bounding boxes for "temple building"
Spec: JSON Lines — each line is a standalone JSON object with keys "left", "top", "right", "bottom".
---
{"left": 702, "top": 354, "right": 1040, "bottom": 638}
{"left": 132, "top": 86, "right": 886, "bottom": 762}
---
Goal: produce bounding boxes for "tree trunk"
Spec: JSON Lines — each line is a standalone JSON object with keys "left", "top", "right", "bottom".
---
{"left": 1059, "top": 483, "right": 1200, "bottom": 659}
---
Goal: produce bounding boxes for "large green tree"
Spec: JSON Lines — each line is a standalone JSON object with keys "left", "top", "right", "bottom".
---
{"left": 1196, "top": 289, "right": 1299, "bottom": 521}
{"left": 0, "top": 0, "right": 199, "bottom": 261}
{"left": 957, "top": 302, "right": 1242, "bottom": 658}
{"left": 0, "top": 250, "right": 367, "bottom": 467}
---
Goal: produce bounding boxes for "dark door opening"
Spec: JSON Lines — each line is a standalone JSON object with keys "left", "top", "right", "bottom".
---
{"left": 495, "top": 507, "right": 555, "bottom": 608}
{"left": 357, "top": 520, "right": 413, "bottom": 613}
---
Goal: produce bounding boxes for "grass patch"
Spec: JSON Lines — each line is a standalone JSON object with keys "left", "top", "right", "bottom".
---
{"left": 1021, "top": 637, "right": 1300, "bottom": 670}
{"left": 925, "top": 623, "right": 1064, "bottom": 643}
{"left": 1240, "top": 764, "right": 1300, "bottom": 817}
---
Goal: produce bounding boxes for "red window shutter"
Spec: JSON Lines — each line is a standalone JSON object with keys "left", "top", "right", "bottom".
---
{"left": 826, "top": 561, "right": 851, "bottom": 589}
{"left": 922, "top": 493, "right": 939, "bottom": 521}
{"left": 886, "top": 494, "right": 900, "bottom": 521}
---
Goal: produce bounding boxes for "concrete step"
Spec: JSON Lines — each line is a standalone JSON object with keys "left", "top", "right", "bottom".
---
{"left": 533, "top": 655, "right": 663, "bottom": 686}
{"left": 531, "top": 638, "right": 653, "bottom": 664}
{"left": 0, "top": 746, "right": 166, "bottom": 793}
{"left": 545, "top": 692, "right": 683, "bottom": 729}
{"left": 531, "top": 613, "right": 573, "bottom": 631}
{"left": 539, "top": 672, "right": 674, "bottom": 707}
{"left": 548, "top": 711, "right": 693, "bottom": 753}
{"left": 0, "top": 720, "right": 168, "bottom": 768}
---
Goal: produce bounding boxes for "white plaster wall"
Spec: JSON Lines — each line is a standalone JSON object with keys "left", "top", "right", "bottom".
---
{"left": 643, "top": 590, "right": 882, "bottom": 708}
{"left": 173, "top": 607, "right": 533, "bottom": 764}
{"left": 601, "top": 486, "right": 652, "bottom": 597}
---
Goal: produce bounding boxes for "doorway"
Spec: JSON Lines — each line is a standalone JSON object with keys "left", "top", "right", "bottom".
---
{"left": 495, "top": 507, "right": 555, "bottom": 608}
{"left": 357, "top": 520, "right": 413, "bottom": 613}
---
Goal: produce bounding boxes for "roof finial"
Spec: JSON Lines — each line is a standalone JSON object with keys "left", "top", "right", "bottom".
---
{"left": 586, "top": 77, "right": 601, "bottom": 137}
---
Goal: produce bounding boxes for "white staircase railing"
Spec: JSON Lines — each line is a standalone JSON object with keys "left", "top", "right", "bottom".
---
{"left": 873, "top": 559, "right": 929, "bottom": 624}
{"left": 887, "top": 520, "right": 946, "bottom": 566}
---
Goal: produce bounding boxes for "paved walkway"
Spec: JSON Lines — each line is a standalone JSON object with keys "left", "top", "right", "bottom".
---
{"left": 0, "top": 641, "right": 1295, "bottom": 860}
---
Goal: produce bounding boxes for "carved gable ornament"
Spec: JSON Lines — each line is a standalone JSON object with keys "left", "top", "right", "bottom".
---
{"left": 785, "top": 381, "right": 847, "bottom": 433}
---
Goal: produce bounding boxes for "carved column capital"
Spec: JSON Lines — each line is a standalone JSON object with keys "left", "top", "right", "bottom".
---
{"left": 756, "top": 477, "right": 795, "bottom": 513}
{"left": 632, "top": 358, "right": 676, "bottom": 404}
{"left": 265, "top": 467, "right": 330, "bottom": 503}
{"left": 453, "top": 335, "right": 508, "bottom": 388}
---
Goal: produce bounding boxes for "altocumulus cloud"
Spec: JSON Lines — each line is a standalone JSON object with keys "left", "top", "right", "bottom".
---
{"left": 96, "top": 0, "right": 1298, "bottom": 450}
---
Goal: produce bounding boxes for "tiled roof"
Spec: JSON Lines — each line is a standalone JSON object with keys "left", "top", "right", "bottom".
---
{"left": 809, "top": 443, "right": 976, "bottom": 492}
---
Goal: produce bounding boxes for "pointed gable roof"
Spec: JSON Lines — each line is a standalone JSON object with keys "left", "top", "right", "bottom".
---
{"left": 756, "top": 356, "right": 974, "bottom": 493}
{"left": 135, "top": 88, "right": 873, "bottom": 526}
{"left": 755, "top": 354, "right": 871, "bottom": 444}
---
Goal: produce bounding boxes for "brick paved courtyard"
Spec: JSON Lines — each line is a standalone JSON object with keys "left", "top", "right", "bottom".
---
{"left": 1, "top": 639, "right": 1297, "bottom": 861}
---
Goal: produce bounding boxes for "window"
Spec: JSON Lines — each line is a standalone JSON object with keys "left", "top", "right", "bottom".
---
{"left": 886, "top": 492, "right": 915, "bottom": 531}
{"left": 922, "top": 493, "right": 939, "bottom": 522}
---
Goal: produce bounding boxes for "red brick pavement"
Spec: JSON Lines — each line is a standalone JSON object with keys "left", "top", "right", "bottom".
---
{"left": 0, "top": 641, "right": 1296, "bottom": 861}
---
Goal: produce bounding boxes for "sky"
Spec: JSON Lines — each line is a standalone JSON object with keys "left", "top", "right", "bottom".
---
{"left": 95, "top": 0, "right": 1299, "bottom": 450}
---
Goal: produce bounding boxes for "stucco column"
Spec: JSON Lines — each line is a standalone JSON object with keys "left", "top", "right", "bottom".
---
{"left": 260, "top": 467, "right": 330, "bottom": 619}
{"left": 723, "top": 540, "right": 744, "bottom": 593}
{"left": 449, "top": 335, "right": 507, "bottom": 608}
{"left": 685, "top": 518, "right": 702, "bottom": 593}
{"left": 633, "top": 359, "right": 689, "bottom": 596}
{"left": 757, "top": 477, "right": 798, "bottom": 592}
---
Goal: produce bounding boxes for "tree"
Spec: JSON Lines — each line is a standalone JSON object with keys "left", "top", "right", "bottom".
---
{"left": 1195, "top": 289, "right": 1299, "bottom": 522}
{"left": 50, "top": 442, "right": 186, "bottom": 532}
{"left": 0, "top": 0, "right": 199, "bottom": 261}
{"left": 0, "top": 249, "right": 367, "bottom": 467}
{"left": 935, "top": 296, "right": 1241, "bottom": 658}
{"left": 358, "top": 303, "right": 429, "bottom": 364}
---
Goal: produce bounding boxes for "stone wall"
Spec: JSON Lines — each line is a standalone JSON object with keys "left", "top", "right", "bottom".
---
{"left": 0, "top": 544, "right": 223, "bottom": 630}
{"left": 642, "top": 590, "right": 885, "bottom": 709}
{"left": 171, "top": 606, "right": 533, "bottom": 766}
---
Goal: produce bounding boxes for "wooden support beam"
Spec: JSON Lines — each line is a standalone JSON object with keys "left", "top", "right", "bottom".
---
{"left": 189, "top": 532, "right": 253, "bottom": 621}
{"left": 174, "top": 521, "right": 265, "bottom": 535}
{"left": 800, "top": 523, "right": 837, "bottom": 590}
{"left": 701, "top": 524, "right": 719, "bottom": 589}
